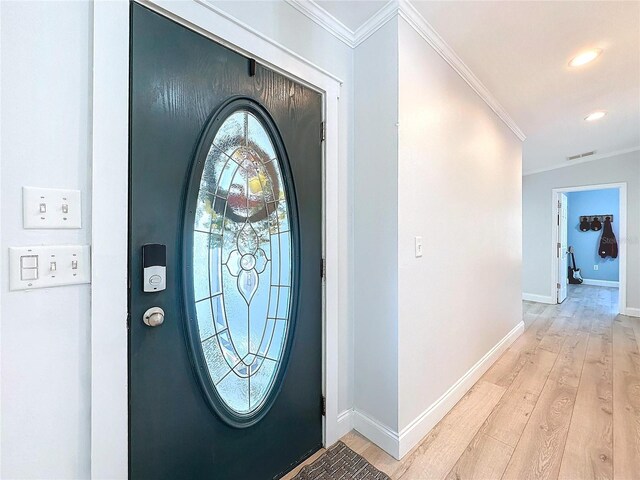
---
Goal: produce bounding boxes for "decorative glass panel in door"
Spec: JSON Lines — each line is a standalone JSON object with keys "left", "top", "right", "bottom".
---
{"left": 187, "top": 100, "right": 296, "bottom": 426}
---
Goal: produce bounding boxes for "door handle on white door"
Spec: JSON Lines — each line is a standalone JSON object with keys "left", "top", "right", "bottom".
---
{"left": 143, "top": 307, "right": 165, "bottom": 327}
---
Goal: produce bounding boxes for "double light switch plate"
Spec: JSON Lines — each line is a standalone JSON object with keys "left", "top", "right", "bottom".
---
{"left": 23, "top": 186, "right": 81, "bottom": 229}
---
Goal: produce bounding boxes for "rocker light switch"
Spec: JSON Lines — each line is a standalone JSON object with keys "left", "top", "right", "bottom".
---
{"left": 21, "top": 255, "right": 38, "bottom": 269}
{"left": 21, "top": 267, "right": 38, "bottom": 281}
{"left": 23, "top": 187, "right": 81, "bottom": 229}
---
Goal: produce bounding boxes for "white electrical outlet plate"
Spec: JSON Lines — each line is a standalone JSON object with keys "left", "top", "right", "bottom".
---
{"left": 594, "top": 265, "right": 599, "bottom": 271}
{"left": 9, "top": 245, "right": 91, "bottom": 291}
{"left": 23, "top": 186, "right": 81, "bottom": 229}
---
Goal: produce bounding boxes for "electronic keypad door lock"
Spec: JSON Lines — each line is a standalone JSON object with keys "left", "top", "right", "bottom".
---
{"left": 143, "top": 243, "right": 166, "bottom": 292}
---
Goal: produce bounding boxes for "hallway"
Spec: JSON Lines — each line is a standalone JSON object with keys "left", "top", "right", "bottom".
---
{"left": 307, "top": 286, "right": 639, "bottom": 479}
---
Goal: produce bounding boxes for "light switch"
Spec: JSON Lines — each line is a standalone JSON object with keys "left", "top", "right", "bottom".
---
{"left": 415, "top": 236, "right": 423, "bottom": 258}
{"left": 20, "top": 255, "right": 38, "bottom": 269}
{"left": 9, "top": 245, "right": 91, "bottom": 291}
{"left": 21, "top": 268, "right": 38, "bottom": 281}
{"left": 23, "top": 187, "right": 81, "bottom": 229}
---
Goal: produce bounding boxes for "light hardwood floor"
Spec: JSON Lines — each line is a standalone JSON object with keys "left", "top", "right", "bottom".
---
{"left": 283, "top": 285, "right": 640, "bottom": 480}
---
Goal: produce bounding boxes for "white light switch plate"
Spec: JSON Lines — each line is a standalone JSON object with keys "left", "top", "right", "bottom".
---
{"left": 9, "top": 245, "right": 91, "bottom": 291}
{"left": 23, "top": 186, "right": 81, "bottom": 229}
{"left": 415, "top": 236, "right": 423, "bottom": 257}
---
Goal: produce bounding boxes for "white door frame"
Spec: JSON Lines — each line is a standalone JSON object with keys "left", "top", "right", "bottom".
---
{"left": 556, "top": 192, "right": 569, "bottom": 304}
{"left": 91, "top": 1, "right": 345, "bottom": 478}
{"left": 550, "top": 182, "right": 627, "bottom": 314}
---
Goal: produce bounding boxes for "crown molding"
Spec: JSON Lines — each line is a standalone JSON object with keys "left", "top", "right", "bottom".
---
{"left": 353, "top": 1, "right": 398, "bottom": 47}
{"left": 523, "top": 146, "right": 640, "bottom": 176}
{"left": 284, "top": 0, "right": 357, "bottom": 47}
{"left": 397, "top": 0, "right": 525, "bottom": 141}
{"left": 284, "top": 0, "right": 399, "bottom": 48}
{"left": 284, "top": 0, "right": 525, "bottom": 141}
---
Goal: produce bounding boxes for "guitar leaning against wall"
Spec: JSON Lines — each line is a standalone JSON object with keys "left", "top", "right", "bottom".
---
{"left": 568, "top": 246, "right": 584, "bottom": 285}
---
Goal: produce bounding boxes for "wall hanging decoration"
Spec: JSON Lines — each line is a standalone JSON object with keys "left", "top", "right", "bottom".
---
{"left": 579, "top": 217, "right": 591, "bottom": 231}
{"left": 578, "top": 215, "right": 613, "bottom": 232}
{"left": 599, "top": 216, "right": 618, "bottom": 258}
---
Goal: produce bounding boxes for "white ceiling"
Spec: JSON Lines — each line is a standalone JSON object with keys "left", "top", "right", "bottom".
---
{"left": 315, "top": 0, "right": 640, "bottom": 174}
{"left": 316, "top": 1, "right": 387, "bottom": 31}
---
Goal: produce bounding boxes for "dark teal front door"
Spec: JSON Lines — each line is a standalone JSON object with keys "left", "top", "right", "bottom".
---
{"left": 129, "top": 4, "right": 323, "bottom": 479}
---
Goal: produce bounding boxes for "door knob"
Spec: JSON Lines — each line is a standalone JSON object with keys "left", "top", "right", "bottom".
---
{"left": 143, "top": 307, "right": 165, "bottom": 327}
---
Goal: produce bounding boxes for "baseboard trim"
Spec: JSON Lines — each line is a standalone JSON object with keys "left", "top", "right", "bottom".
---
{"left": 352, "top": 410, "right": 400, "bottom": 459}
{"left": 522, "top": 293, "right": 555, "bottom": 304}
{"left": 581, "top": 279, "right": 619, "bottom": 288}
{"left": 623, "top": 307, "right": 640, "bottom": 318}
{"left": 336, "top": 409, "right": 353, "bottom": 439}
{"left": 397, "top": 320, "right": 525, "bottom": 458}
{"left": 349, "top": 320, "right": 525, "bottom": 460}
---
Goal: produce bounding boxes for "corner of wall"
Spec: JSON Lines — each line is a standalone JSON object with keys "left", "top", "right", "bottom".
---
{"left": 352, "top": 409, "right": 401, "bottom": 460}
{"left": 352, "top": 14, "right": 400, "bottom": 441}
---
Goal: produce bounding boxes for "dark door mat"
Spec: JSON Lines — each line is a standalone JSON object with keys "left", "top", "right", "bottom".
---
{"left": 291, "top": 441, "right": 391, "bottom": 480}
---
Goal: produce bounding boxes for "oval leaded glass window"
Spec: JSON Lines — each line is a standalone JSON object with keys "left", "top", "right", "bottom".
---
{"left": 188, "top": 102, "right": 295, "bottom": 424}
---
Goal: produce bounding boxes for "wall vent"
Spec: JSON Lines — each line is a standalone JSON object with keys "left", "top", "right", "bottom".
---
{"left": 567, "top": 150, "right": 597, "bottom": 161}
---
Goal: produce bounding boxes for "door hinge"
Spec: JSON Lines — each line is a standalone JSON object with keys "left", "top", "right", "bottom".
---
{"left": 557, "top": 282, "right": 561, "bottom": 289}
{"left": 557, "top": 214, "right": 560, "bottom": 226}
{"left": 557, "top": 242, "right": 561, "bottom": 257}
{"left": 320, "top": 121, "right": 325, "bottom": 142}
{"left": 321, "top": 395, "right": 326, "bottom": 416}
{"left": 321, "top": 258, "right": 326, "bottom": 279}
{"left": 126, "top": 312, "right": 131, "bottom": 330}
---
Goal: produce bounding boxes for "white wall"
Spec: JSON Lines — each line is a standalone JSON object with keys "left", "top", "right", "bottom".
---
{"left": 353, "top": 18, "right": 399, "bottom": 433}
{"left": 1, "top": 1, "right": 93, "bottom": 478}
{"left": 523, "top": 150, "right": 640, "bottom": 309}
{"left": 397, "top": 15, "right": 523, "bottom": 435}
{"left": 348, "top": 15, "right": 523, "bottom": 458}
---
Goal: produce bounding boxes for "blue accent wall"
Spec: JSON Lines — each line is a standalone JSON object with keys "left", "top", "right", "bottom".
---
{"left": 567, "top": 189, "right": 619, "bottom": 282}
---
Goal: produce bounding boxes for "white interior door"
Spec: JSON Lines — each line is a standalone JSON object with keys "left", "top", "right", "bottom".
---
{"left": 557, "top": 193, "right": 569, "bottom": 303}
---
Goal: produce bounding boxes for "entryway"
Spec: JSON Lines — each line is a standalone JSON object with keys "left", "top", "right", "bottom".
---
{"left": 552, "top": 183, "right": 626, "bottom": 313}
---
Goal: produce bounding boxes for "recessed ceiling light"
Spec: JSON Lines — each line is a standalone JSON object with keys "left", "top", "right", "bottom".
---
{"left": 569, "top": 48, "right": 602, "bottom": 67}
{"left": 585, "top": 111, "right": 607, "bottom": 122}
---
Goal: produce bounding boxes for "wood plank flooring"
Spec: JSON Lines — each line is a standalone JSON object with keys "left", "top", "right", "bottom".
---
{"left": 282, "top": 285, "right": 640, "bottom": 479}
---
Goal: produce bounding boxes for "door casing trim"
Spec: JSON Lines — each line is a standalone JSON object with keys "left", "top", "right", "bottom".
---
{"left": 91, "top": 2, "right": 344, "bottom": 478}
{"left": 550, "top": 182, "right": 627, "bottom": 314}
